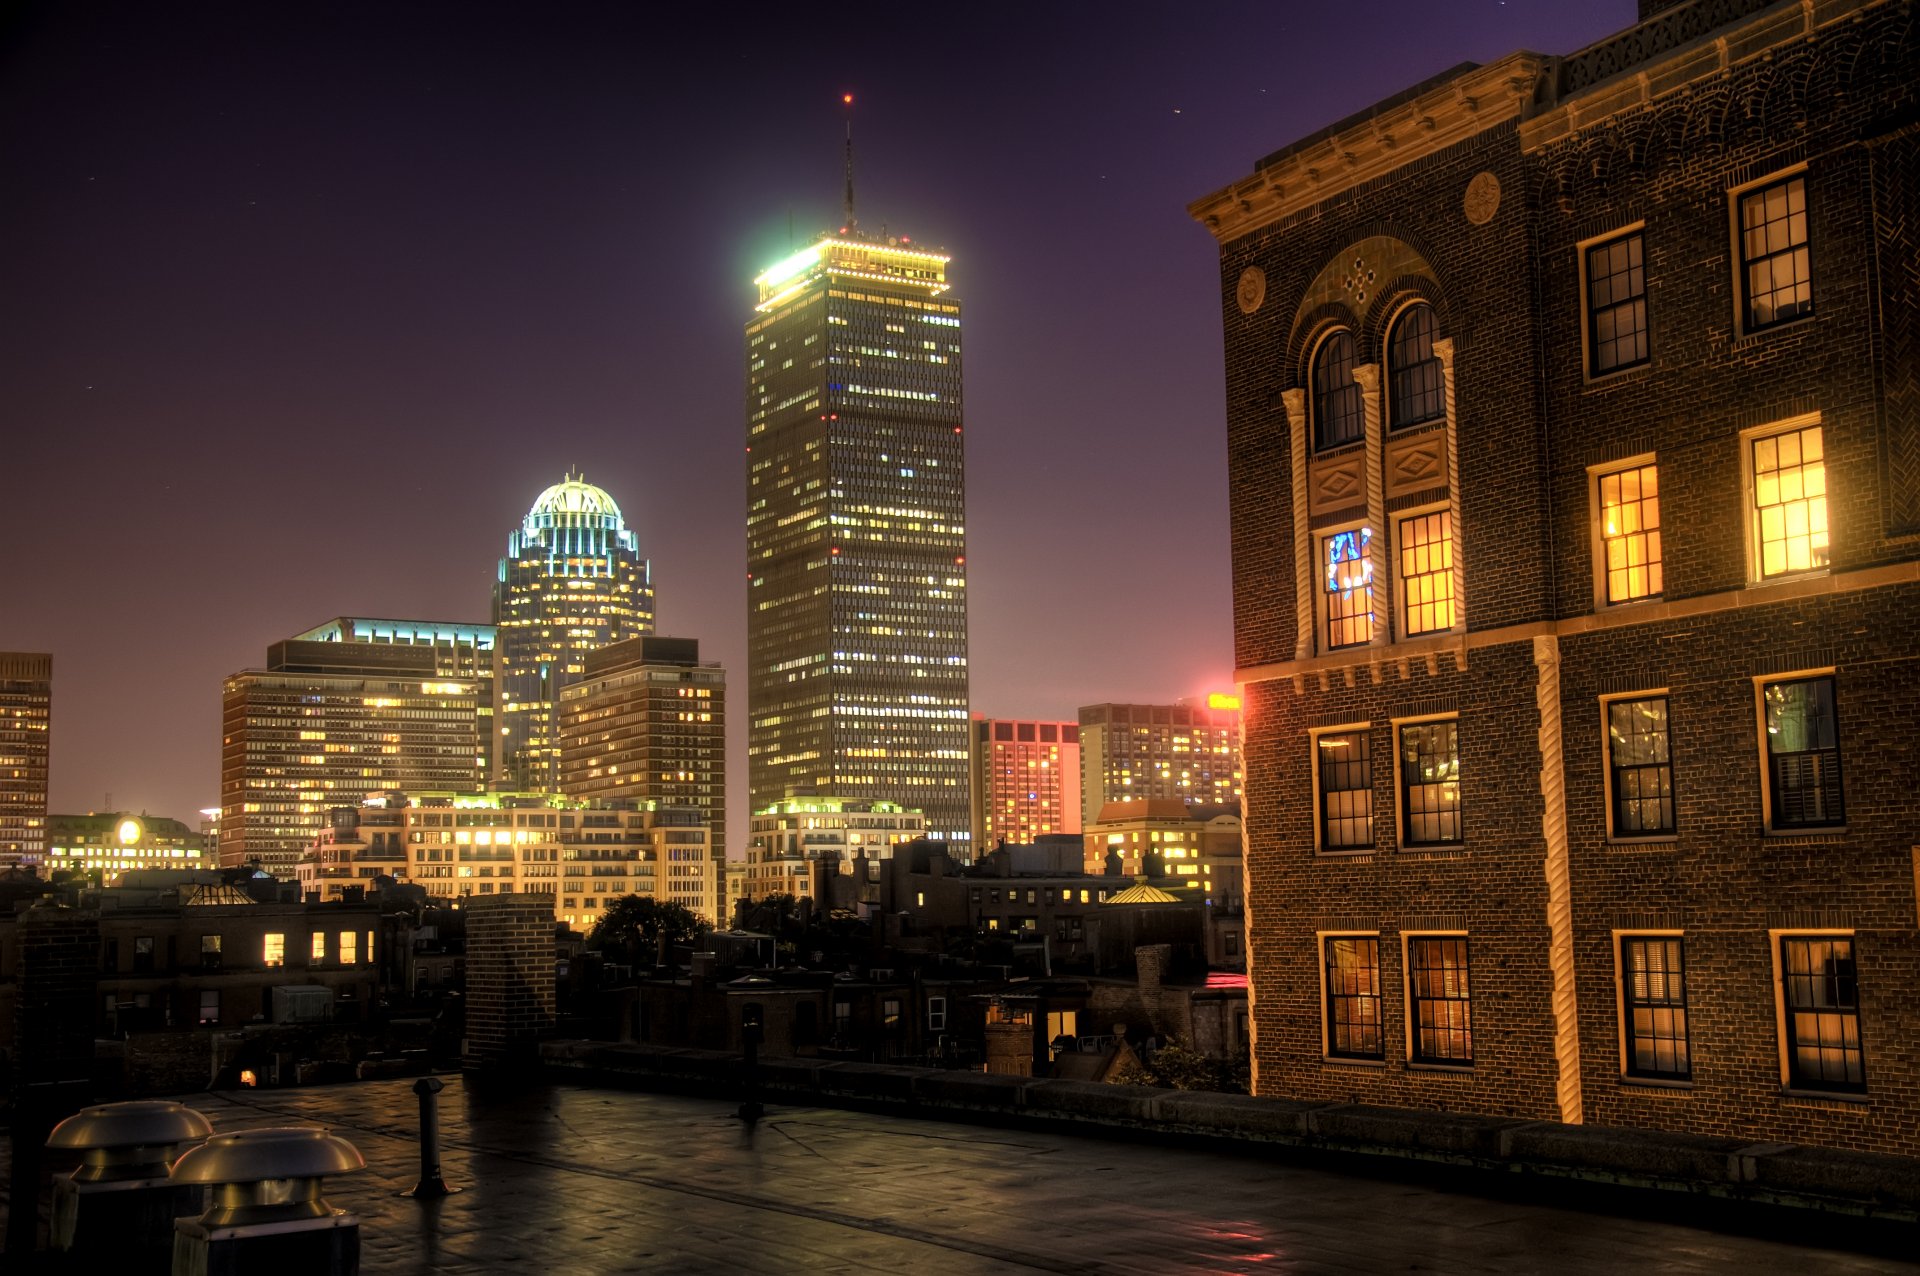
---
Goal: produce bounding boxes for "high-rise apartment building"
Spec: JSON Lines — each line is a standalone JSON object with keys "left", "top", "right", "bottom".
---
{"left": 495, "top": 476, "right": 654, "bottom": 792}
{"left": 0, "top": 652, "right": 52, "bottom": 867}
{"left": 290, "top": 617, "right": 497, "bottom": 776}
{"left": 558, "top": 634, "right": 725, "bottom": 885}
{"left": 746, "top": 229, "right": 971, "bottom": 852}
{"left": 221, "top": 639, "right": 485, "bottom": 872}
{"left": 968, "top": 715, "right": 1080, "bottom": 851}
{"left": 1077, "top": 699, "right": 1243, "bottom": 830}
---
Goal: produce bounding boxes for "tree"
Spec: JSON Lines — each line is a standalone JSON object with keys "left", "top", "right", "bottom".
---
{"left": 588, "top": 895, "right": 709, "bottom": 966}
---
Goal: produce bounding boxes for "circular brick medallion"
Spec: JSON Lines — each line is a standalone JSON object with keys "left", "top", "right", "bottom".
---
{"left": 1464, "top": 171, "right": 1502, "bottom": 225}
{"left": 1236, "top": 266, "right": 1267, "bottom": 315}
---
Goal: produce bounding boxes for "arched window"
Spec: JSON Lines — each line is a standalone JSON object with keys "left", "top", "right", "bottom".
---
{"left": 1388, "top": 303, "right": 1444, "bottom": 429}
{"left": 1313, "top": 330, "right": 1363, "bottom": 449}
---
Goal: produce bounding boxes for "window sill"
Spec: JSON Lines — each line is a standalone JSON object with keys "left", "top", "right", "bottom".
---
{"left": 1762, "top": 826, "right": 1847, "bottom": 840}
{"left": 1596, "top": 594, "right": 1664, "bottom": 613}
{"left": 1315, "top": 848, "right": 1377, "bottom": 860}
{"left": 1398, "top": 844, "right": 1468, "bottom": 857}
{"left": 1313, "top": 439, "right": 1366, "bottom": 461}
{"left": 1780, "top": 1087, "right": 1869, "bottom": 1105}
{"left": 1581, "top": 360, "right": 1652, "bottom": 390}
{"left": 1605, "top": 834, "right": 1678, "bottom": 848}
{"left": 1406, "top": 1061, "right": 1475, "bottom": 1074}
{"left": 1733, "top": 312, "right": 1818, "bottom": 349}
{"left": 1747, "top": 566, "right": 1831, "bottom": 591}
{"left": 1322, "top": 1056, "right": 1388, "bottom": 1068}
{"left": 1619, "top": 1074, "right": 1693, "bottom": 1090}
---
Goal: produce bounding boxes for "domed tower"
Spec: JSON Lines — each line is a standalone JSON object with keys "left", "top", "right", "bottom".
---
{"left": 493, "top": 474, "right": 654, "bottom": 791}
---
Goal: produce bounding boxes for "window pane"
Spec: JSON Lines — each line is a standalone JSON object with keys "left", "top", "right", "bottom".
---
{"left": 1780, "top": 936, "right": 1865, "bottom": 1091}
{"left": 1323, "top": 528, "right": 1374, "bottom": 650}
{"left": 1314, "top": 330, "right": 1364, "bottom": 449}
{"left": 1622, "top": 937, "right": 1690, "bottom": 1078}
{"left": 1608, "top": 696, "right": 1675, "bottom": 835}
{"left": 1587, "top": 232, "right": 1650, "bottom": 375}
{"left": 1324, "top": 937, "right": 1383, "bottom": 1059}
{"left": 1763, "top": 677, "right": 1844, "bottom": 828}
{"left": 1751, "top": 424, "right": 1827, "bottom": 580}
{"left": 1397, "top": 511, "right": 1456, "bottom": 636}
{"left": 1399, "top": 721, "right": 1462, "bottom": 846}
{"left": 1318, "top": 731, "right": 1373, "bottom": 849}
{"left": 1409, "top": 937, "right": 1473, "bottom": 1064}
{"left": 1598, "top": 462, "right": 1662, "bottom": 603}
{"left": 1740, "top": 177, "right": 1813, "bottom": 330}
{"left": 1388, "top": 304, "right": 1445, "bottom": 428}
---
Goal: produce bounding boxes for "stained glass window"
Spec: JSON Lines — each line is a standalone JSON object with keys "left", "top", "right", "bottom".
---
{"left": 1323, "top": 528, "right": 1374, "bottom": 650}
{"left": 1313, "top": 330, "right": 1364, "bottom": 449}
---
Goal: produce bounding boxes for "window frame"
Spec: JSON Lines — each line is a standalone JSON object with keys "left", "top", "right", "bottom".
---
{"left": 1317, "top": 522, "right": 1376, "bottom": 653}
{"left": 1310, "top": 327, "right": 1365, "bottom": 452}
{"left": 1402, "top": 932, "right": 1474, "bottom": 1069}
{"left": 1600, "top": 689, "right": 1677, "bottom": 843}
{"left": 1317, "top": 931, "right": 1387, "bottom": 1064}
{"left": 1613, "top": 930, "right": 1692, "bottom": 1084}
{"left": 1753, "top": 670, "right": 1845, "bottom": 833}
{"left": 1741, "top": 414, "right": 1829, "bottom": 585}
{"left": 1578, "top": 223, "right": 1650, "bottom": 380}
{"left": 1588, "top": 453, "right": 1663, "bottom": 610}
{"left": 1393, "top": 503, "right": 1457, "bottom": 640}
{"left": 1731, "top": 167, "right": 1814, "bottom": 338}
{"left": 1384, "top": 300, "right": 1445, "bottom": 430}
{"left": 1393, "top": 714, "right": 1463, "bottom": 850}
{"left": 1310, "top": 722, "right": 1375, "bottom": 855}
{"left": 1769, "top": 929, "right": 1866, "bottom": 1097}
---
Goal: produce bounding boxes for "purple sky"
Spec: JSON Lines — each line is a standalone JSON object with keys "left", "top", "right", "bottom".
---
{"left": 0, "top": 1, "right": 1628, "bottom": 839}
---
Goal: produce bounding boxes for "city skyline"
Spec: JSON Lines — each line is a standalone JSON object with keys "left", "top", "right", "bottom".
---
{"left": 0, "top": 2, "right": 1630, "bottom": 837}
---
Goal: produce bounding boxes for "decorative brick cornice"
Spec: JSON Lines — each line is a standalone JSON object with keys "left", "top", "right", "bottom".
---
{"left": 1189, "top": 55, "right": 1549, "bottom": 245}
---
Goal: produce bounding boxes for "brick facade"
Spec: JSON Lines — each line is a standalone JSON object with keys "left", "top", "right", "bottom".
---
{"left": 1193, "top": 0, "right": 1919, "bottom": 1152}
{"left": 462, "top": 893, "right": 556, "bottom": 1075}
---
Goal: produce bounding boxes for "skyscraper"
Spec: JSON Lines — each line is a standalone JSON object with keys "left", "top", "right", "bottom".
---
{"left": 290, "top": 617, "right": 498, "bottom": 777}
{"left": 969, "top": 715, "right": 1081, "bottom": 850}
{"left": 0, "top": 652, "right": 52, "bottom": 868}
{"left": 494, "top": 475, "right": 654, "bottom": 792}
{"left": 1077, "top": 699, "right": 1243, "bottom": 830}
{"left": 746, "top": 230, "right": 970, "bottom": 851}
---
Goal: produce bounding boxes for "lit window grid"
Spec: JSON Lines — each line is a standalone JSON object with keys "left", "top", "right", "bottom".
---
{"left": 1740, "top": 176, "right": 1812, "bottom": 331}
{"left": 1761, "top": 675, "right": 1845, "bottom": 829}
{"left": 1398, "top": 720, "right": 1461, "bottom": 847}
{"left": 1324, "top": 936, "right": 1384, "bottom": 1060}
{"left": 1313, "top": 330, "right": 1364, "bottom": 449}
{"left": 1586, "top": 232, "right": 1648, "bottom": 375}
{"left": 1396, "top": 511, "right": 1454, "bottom": 636}
{"left": 1323, "top": 528, "right": 1373, "bottom": 651}
{"left": 1408, "top": 937, "right": 1472, "bottom": 1065}
{"left": 1621, "top": 936, "right": 1690, "bottom": 1079}
{"left": 1780, "top": 935, "right": 1865, "bottom": 1092}
{"left": 1752, "top": 425, "right": 1827, "bottom": 578}
{"left": 1388, "top": 303, "right": 1444, "bottom": 428}
{"left": 1599, "top": 463, "right": 1662, "bottom": 603}
{"left": 1607, "top": 696, "right": 1674, "bottom": 836}
{"left": 1316, "top": 731, "right": 1372, "bottom": 850}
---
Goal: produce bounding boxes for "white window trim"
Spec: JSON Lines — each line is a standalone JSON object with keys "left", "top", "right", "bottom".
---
{"left": 1390, "top": 712, "right": 1463, "bottom": 852}
{"left": 1610, "top": 928, "right": 1690, "bottom": 1086}
{"left": 1587, "top": 452, "right": 1661, "bottom": 612}
{"left": 1317, "top": 520, "right": 1376, "bottom": 655}
{"left": 1598, "top": 688, "right": 1676, "bottom": 844}
{"left": 1316, "top": 929, "right": 1386, "bottom": 1066}
{"left": 1392, "top": 501, "right": 1460, "bottom": 641}
{"left": 1766, "top": 926, "right": 1865, "bottom": 1098}
{"left": 1401, "top": 930, "right": 1473, "bottom": 1070}
{"left": 1751, "top": 666, "right": 1843, "bottom": 836}
{"left": 1740, "top": 412, "right": 1828, "bottom": 588}
{"left": 1309, "top": 721, "right": 1374, "bottom": 856}
{"left": 1728, "top": 162, "right": 1813, "bottom": 342}
{"left": 1576, "top": 220, "right": 1649, "bottom": 384}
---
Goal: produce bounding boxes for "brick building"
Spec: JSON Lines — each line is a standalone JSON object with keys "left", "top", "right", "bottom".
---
{"left": 1190, "top": 0, "right": 1918, "bottom": 1152}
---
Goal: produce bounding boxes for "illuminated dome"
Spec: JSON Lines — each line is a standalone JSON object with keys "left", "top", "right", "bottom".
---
{"left": 527, "top": 474, "right": 623, "bottom": 523}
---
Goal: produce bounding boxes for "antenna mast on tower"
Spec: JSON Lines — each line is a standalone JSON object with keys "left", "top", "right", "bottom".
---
{"left": 842, "top": 93, "right": 857, "bottom": 233}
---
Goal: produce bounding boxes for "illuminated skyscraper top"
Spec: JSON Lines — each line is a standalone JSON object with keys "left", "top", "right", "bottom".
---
{"left": 494, "top": 474, "right": 654, "bottom": 792}
{"left": 746, "top": 227, "right": 971, "bottom": 852}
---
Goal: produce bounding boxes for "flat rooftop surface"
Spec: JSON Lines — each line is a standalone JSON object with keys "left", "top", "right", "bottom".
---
{"left": 84, "top": 1079, "right": 1919, "bottom": 1272}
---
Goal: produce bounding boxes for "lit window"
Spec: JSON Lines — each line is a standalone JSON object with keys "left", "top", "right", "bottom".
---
{"left": 1761, "top": 676, "right": 1844, "bottom": 829}
{"left": 1387, "top": 303, "right": 1444, "bottom": 427}
{"left": 1621, "top": 936, "right": 1690, "bottom": 1080}
{"left": 1408, "top": 937, "right": 1472, "bottom": 1065}
{"left": 263, "top": 933, "right": 285, "bottom": 967}
{"left": 1739, "top": 175, "right": 1812, "bottom": 331}
{"left": 1312, "top": 330, "right": 1364, "bottom": 449}
{"left": 1779, "top": 936, "right": 1864, "bottom": 1093}
{"left": 1316, "top": 731, "right": 1372, "bottom": 851}
{"left": 1322, "top": 528, "right": 1374, "bottom": 650}
{"left": 1323, "top": 936, "right": 1383, "bottom": 1060}
{"left": 339, "top": 931, "right": 358, "bottom": 964}
{"left": 1598, "top": 462, "right": 1662, "bottom": 603}
{"left": 310, "top": 932, "right": 326, "bottom": 962}
{"left": 1585, "top": 231, "right": 1648, "bottom": 375}
{"left": 1398, "top": 720, "right": 1461, "bottom": 846}
{"left": 1607, "top": 696, "right": 1674, "bottom": 836}
{"left": 1396, "top": 511, "right": 1454, "bottom": 636}
{"left": 1751, "top": 424, "right": 1827, "bottom": 579}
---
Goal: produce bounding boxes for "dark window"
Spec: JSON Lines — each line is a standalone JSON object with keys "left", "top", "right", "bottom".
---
{"left": 1739, "top": 175, "right": 1812, "bottom": 331}
{"left": 1586, "top": 231, "right": 1648, "bottom": 374}
{"left": 1408, "top": 937, "right": 1473, "bottom": 1064}
{"left": 1780, "top": 936, "right": 1864, "bottom": 1092}
{"left": 200, "top": 934, "right": 222, "bottom": 971}
{"left": 1322, "top": 528, "right": 1373, "bottom": 650}
{"left": 1608, "top": 697, "right": 1674, "bottom": 836}
{"left": 1762, "top": 677, "right": 1844, "bottom": 829}
{"left": 1317, "top": 731, "right": 1373, "bottom": 850}
{"left": 197, "top": 990, "right": 220, "bottom": 1026}
{"left": 133, "top": 936, "right": 155, "bottom": 973}
{"left": 1313, "top": 330, "right": 1364, "bottom": 449}
{"left": 1323, "top": 936, "right": 1383, "bottom": 1060}
{"left": 1398, "top": 721, "right": 1462, "bottom": 846}
{"left": 1388, "top": 303, "right": 1445, "bottom": 427}
{"left": 1622, "top": 937, "right": 1690, "bottom": 1079}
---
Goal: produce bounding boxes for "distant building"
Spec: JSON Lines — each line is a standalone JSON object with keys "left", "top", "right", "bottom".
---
{"left": 723, "top": 860, "right": 748, "bottom": 927}
{"left": 494, "top": 475, "right": 654, "bottom": 793}
{"left": 744, "top": 797, "right": 926, "bottom": 903}
{"left": 558, "top": 636, "right": 726, "bottom": 873}
{"left": 968, "top": 715, "right": 1080, "bottom": 850}
{"left": 1076, "top": 699, "right": 1243, "bottom": 828}
{"left": 289, "top": 617, "right": 498, "bottom": 777}
{"left": 45, "top": 812, "right": 206, "bottom": 881}
{"left": 745, "top": 230, "right": 972, "bottom": 854}
{"left": 221, "top": 640, "right": 485, "bottom": 873}
{"left": 0, "top": 652, "right": 51, "bottom": 868}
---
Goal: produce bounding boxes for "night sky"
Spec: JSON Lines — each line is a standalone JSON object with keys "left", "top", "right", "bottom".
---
{"left": 0, "top": 1, "right": 1627, "bottom": 841}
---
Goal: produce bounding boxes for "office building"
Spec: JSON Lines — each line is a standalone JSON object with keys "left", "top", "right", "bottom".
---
{"left": 968, "top": 715, "right": 1080, "bottom": 851}
{"left": 495, "top": 475, "right": 654, "bottom": 792}
{"left": 45, "top": 812, "right": 207, "bottom": 880}
{"left": 1077, "top": 699, "right": 1242, "bottom": 830}
{"left": 746, "top": 226, "right": 971, "bottom": 853}
{"left": 290, "top": 617, "right": 497, "bottom": 776}
{"left": 1190, "top": 0, "right": 1920, "bottom": 1153}
{"left": 744, "top": 797, "right": 925, "bottom": 903}
{"left": 221, "top": 640, "right": 485, "bottom": 873}
{"left": 0, "top": 652, "right": 51, "bottom": 868}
